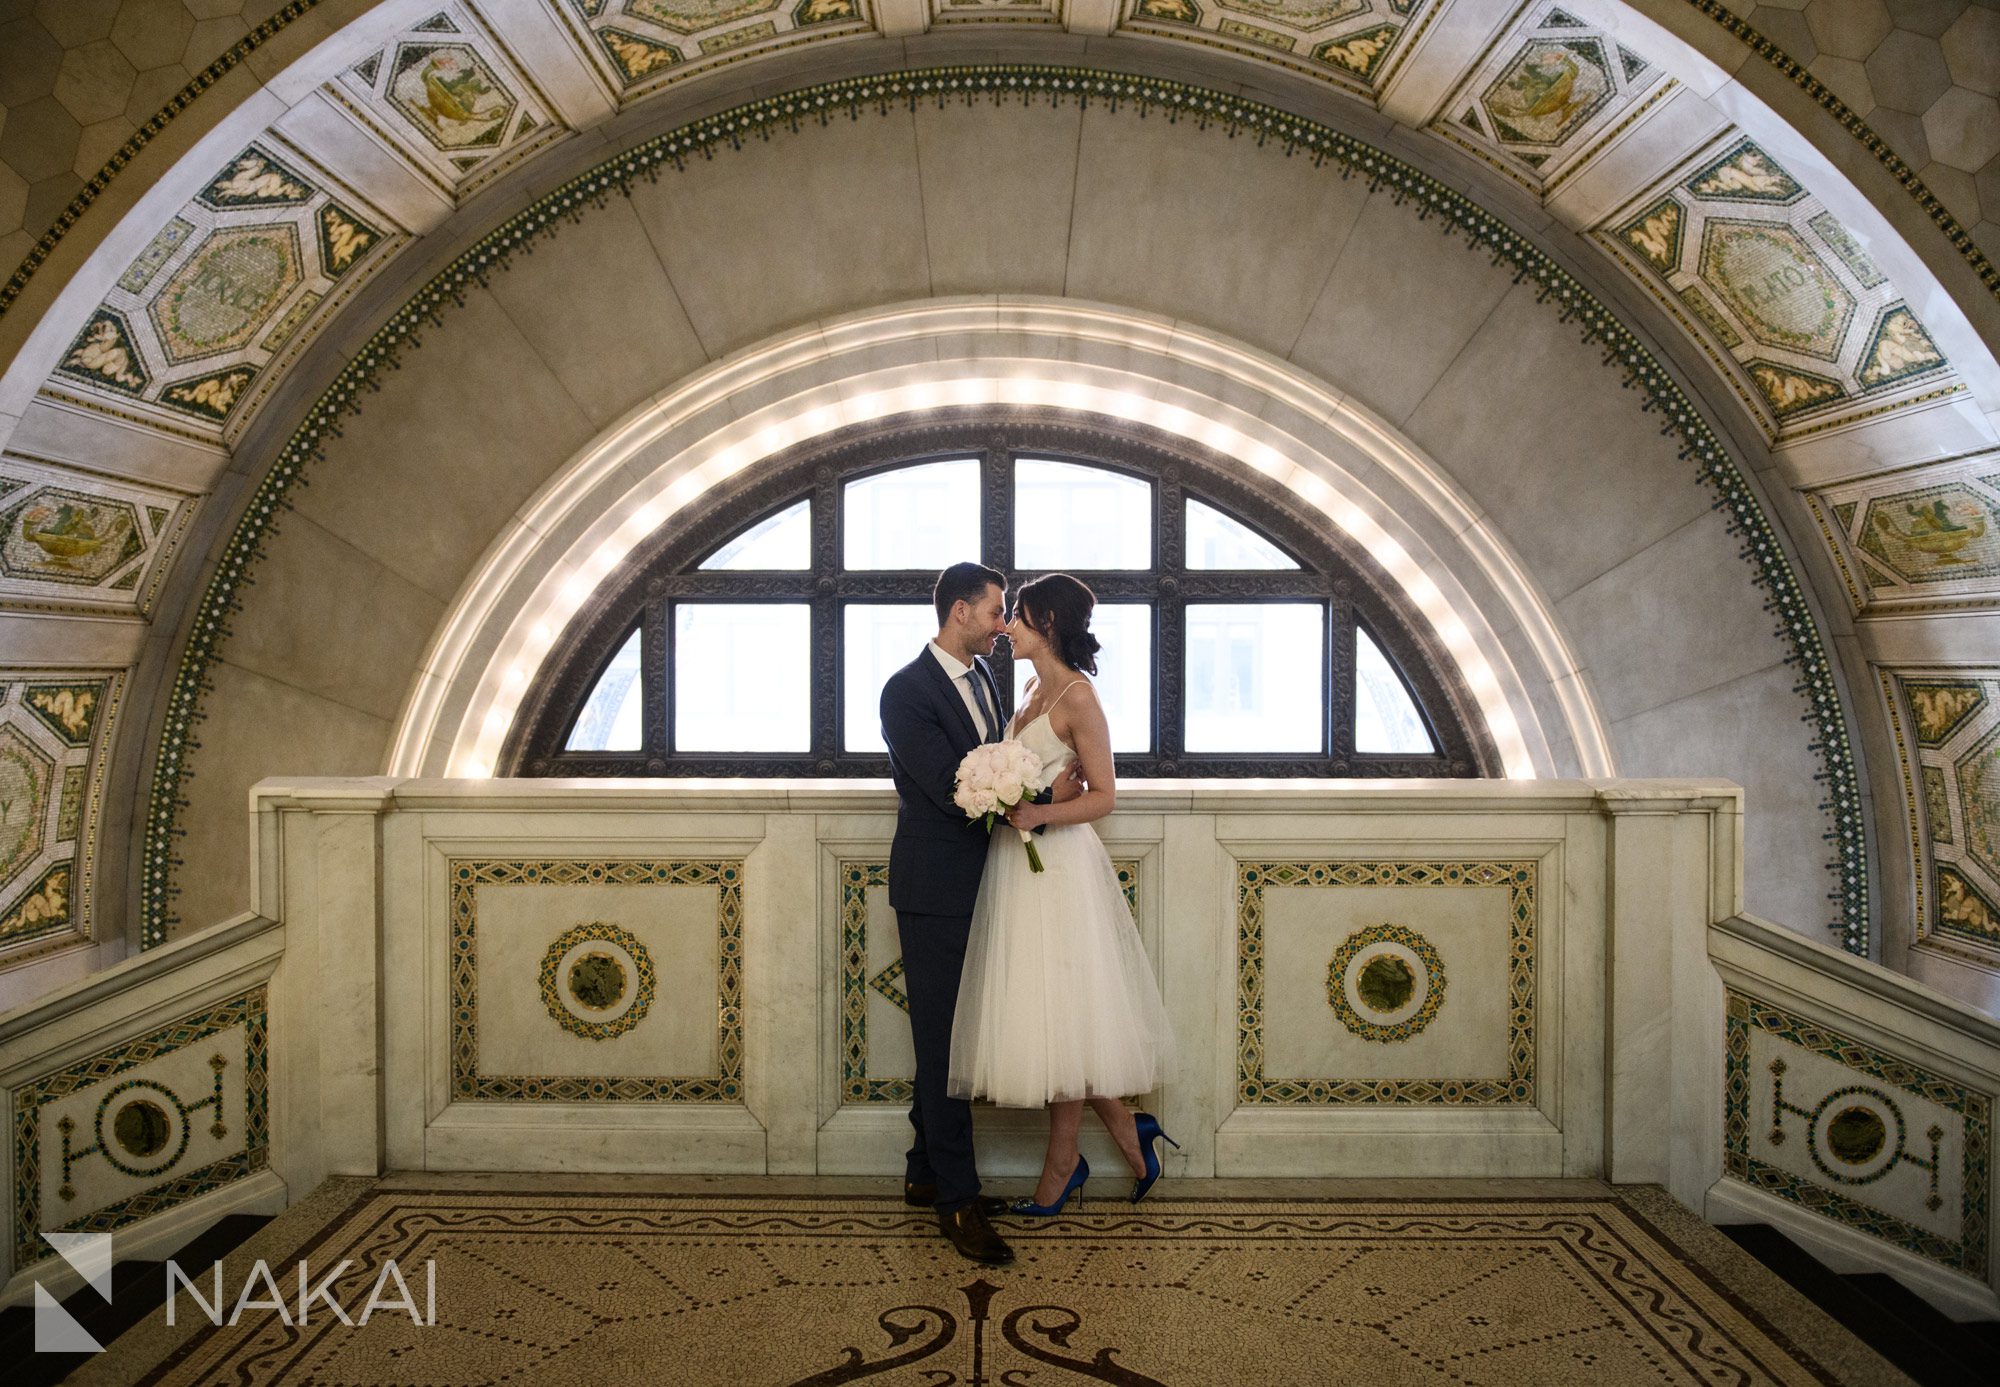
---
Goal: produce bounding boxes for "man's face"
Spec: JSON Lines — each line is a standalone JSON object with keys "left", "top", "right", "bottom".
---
{"left": 959, "top": 583, "right": 1007, "bottom": 655}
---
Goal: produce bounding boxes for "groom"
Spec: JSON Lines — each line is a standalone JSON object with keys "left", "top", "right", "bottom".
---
{"left": 879, "top": 562, "right": 1076, "bottom": 1265}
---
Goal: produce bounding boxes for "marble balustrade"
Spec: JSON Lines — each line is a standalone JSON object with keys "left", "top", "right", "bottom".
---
{"left": 1, "top": 777, "right": 1994, "bottom": 1318}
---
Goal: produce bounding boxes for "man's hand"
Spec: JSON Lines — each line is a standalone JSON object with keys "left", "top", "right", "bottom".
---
{"left": 1049, "top": 763, "right": 1086, "bottom": 804}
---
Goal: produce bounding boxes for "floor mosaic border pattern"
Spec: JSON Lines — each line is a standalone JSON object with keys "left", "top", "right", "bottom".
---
{"left": 1723, "top": 989, "right": 1991, "bottom": 1278}
{"left": 839, "top": 857, "right": 1140, "bottom": 1105}
{"left": 1236, "top": 860, "right": 1536, "bottom": 1104}
{"left": 122, "top": 1186, "right": 1851, "bottom": 1386}
{"left": 448, "top": 859, "right": 744, "bottom": 1102}
{"left": 10, "top": 986, "right": 268, "bottom": 1271}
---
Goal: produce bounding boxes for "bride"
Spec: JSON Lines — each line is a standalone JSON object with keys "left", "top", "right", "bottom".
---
{"left": 947, "top": 573, "right": 1177, "bottom": 1214}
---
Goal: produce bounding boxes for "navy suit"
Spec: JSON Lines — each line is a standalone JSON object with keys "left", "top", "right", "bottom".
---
{"left": 880, "top": 647, "right": 1005, "bottom": 1212}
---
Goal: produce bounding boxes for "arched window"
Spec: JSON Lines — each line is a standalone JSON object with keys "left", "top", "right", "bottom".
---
{"left": 502, "top": 415, "right": 1497, "bottom": 778}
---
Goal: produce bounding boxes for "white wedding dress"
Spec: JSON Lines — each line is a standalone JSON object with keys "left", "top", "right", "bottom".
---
{"left": 947, "top": 690, "right": 1174, "bottom": 1108}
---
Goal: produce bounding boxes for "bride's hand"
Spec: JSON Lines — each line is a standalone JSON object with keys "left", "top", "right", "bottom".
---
{"left": 1006, "top": 800, "right": 1048, "bottom": 831}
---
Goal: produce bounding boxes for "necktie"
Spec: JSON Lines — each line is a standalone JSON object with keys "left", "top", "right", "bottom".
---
{"left": 964, "top": 669, "right": 999, "bottom": 742}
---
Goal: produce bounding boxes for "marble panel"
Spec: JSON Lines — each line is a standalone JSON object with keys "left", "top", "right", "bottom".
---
{"left": 1725, "top": 989, "right": 1989, "bottom": 1278}
{"left": 478, "top": 194, "right": 708, "bottom": 427}
{"left": 1402, "top": 279, "right": 1712, "bottom": 602}
{"left": 1606, "top": 662, "right": 1834, "bottom": 939}
{"left": 1556, "top": 508, "right": 1788, "bottom": 723}
{"left": 9, "top": 986, "right": 268, "bottom": 1272}
{"left": 1235, "top": 860, "right": 1536, "bottom": 1106}
{"left": 1287, "top": 186, "right": 1518, "bottom": 425}
{"left": 447, "top": 859, "right": 744, "bottom": 1102}
{"left": 1064, "top": 104, "right": 1372, "bottom": 360}
{"left": 283, "top": 285, "right": 597, "bottom": 602}
{"left": 622, "top": 110, "right": 931, "bottom": 360}
{"left": 217, "top": 511, "right": 444, "bottom": 724}
{"left": 168, "top": 663, "right": 389, "bottom": 938}
{"left": 911, "top": 96, "right": 1080, "bottom": 300}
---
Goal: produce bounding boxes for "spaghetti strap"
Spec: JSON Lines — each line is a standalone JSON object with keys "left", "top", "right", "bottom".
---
{"left": 1046, "top": 678, "right": 1090, "bottom": 715}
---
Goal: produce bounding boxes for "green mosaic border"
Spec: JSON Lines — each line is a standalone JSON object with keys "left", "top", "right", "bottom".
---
{"left": 138, "top": 65, "right": 1867, "bottom": 954}
{"left": 12, "top": 987, "right": 269, "bottom": 1270}
{"left": 1723, "top": 989, "right": 1990, "bottom": 1277}
{"left": 839, "top": 856, "right": 1139, "bottom": 1105}
{"left": 1238, "top": 861, "right": 1535, "bottom": 1104}
{"left": 448, "top": 858, "right": 743, "bottom": 1102}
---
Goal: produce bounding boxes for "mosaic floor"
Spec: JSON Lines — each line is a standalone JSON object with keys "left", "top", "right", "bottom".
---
{"left": 78, "top": 1179, "right": 1909, "bottom": 1385}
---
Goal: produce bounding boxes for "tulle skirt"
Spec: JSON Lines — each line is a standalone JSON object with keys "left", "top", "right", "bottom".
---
{"left": 947, "top": 821, "right": 1173, "bottom": 1108}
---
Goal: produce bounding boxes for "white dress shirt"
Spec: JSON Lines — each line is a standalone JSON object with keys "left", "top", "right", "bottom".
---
{"left": 928, "top": 641, "right": 996, "bottom": 741}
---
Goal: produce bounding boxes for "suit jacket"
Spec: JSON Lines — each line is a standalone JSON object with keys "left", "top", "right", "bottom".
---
{"left": 880, "top": 647, "right": 1006, "bottom": 916}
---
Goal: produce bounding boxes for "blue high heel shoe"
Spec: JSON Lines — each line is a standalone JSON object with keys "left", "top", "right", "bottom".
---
{"left": 1129, "top": 1112, "right": 1180, "bottom": 1203}
{"left": 1010, "top": 1156, "right": 1088, "bottom": 1217}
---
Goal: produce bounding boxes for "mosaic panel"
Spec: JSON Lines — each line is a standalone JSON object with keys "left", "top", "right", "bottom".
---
{"left": 554, "top": 0, "right": 873, "bottom": 103}
{"left": 1236, "top": 861, "right": 1535, "bottom": 1104}
{"left": 43, "top": 141, "right": 400, "bottom": 444}
{"left": 1881, "top": 670, "right": 2000, "bottom": 959}
{"left": 327, "top": 7, "right": 568, "bottom": 204}
{"left": 1812, "top": 464, "right": 2000, "bottom": 613}
{"left": 1430, "top": 4, "right": 1672, "bottom": 197}
{"left": 11, "top": 988, "right": 269, "bottom": 1271}
{"left": 839, "top": 858, "right": 1140, "bottom": 1104}
{"left": 1596, "top": 135, "right": 1956, "bottom": 442}
{"left": 1123, "top": 0, "right": 1434, "bottom": 96}
{"left": 0, "top": 673, "right": 121, "bottom": 969}
{"left": 0, "top": 457, "right": 193, "bottom": 617}
{"left": 931, "top": 0, "right": 1058, "bottom": 23}
{"left": 449, "top": 859, "right": 744, "bottom": 1102}
{"left": 1724, "top": 990, "right": 1989, "bottom": 1277}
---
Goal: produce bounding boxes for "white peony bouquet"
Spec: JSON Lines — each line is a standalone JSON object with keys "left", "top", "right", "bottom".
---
{"left": 953, "top": 739, "right": 1051, "bottom": 872}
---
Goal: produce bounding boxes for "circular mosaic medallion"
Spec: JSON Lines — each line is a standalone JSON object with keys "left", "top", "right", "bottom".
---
{"left": 539, "top": 922, "right": 655, "bottom": 1040}
{"left": 1806, "top": 1084, "right": 1904, "bottom": 1185}
{"left": 94, "top": 1078, "right": 191, "bottom": 1178}
{"left": 1327, "top": 923, "right": 1446, "bottom": 1043}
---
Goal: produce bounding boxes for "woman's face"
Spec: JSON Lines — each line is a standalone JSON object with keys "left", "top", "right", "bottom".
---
{"left": 1006, "top": 604, "right": 1046, "bottom": 659}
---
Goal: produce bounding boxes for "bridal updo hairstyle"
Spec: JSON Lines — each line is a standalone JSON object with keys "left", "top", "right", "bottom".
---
{"left": 1014, "top": 574, "right": 1101, "bottom": 675}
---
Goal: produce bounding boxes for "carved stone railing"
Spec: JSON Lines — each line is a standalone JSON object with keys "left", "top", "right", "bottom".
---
{"left": 2, "top": 778, "right": 1993, "bottom": 1319}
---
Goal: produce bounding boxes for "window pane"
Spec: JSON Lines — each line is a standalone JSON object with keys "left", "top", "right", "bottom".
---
{"left": 1355, "top": 626, "right": 1436, "bottom": 754}
{"left": 700, "top": 499, "right": 809, "bottom": 570}
{"left": 844, "top": 604, "right": 940, "bottom": 753}
{"left": 1013, "top": 460, "right": 1151, "bottom": 569}
{"left": 565, "top": 627, "right": 643, "bottom": 751}
{"left": 843, "top": 460, "right": 980, "bottom": 569}
{"left": 1186, "top": 497, "right": 1298, "bottom": 569}
{"left": 1184, "top": 603, "right": 1324, "bottom": 753}
{"left": 673, "top": 604, "right": 810, "bottom": 752}
{"left": 1010, "top": 604, "right": 1153, "bottom": 753}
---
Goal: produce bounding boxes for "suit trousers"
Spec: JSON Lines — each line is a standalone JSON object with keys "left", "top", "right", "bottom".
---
{"left": 896, "top": 908, "right": 981, "bottom": 1212}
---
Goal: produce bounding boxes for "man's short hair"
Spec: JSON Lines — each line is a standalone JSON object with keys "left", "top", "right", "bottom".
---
{"left": 934, "top": 562, "right": 1006, "bottom": 627}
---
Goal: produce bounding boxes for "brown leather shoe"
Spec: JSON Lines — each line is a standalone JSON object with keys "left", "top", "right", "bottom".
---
{"left": 937, "top": 1204, "right": 1015, "bottom": 1265}
{"left": 904, "top": 1182, "right": 1008, "bottom": 1217}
